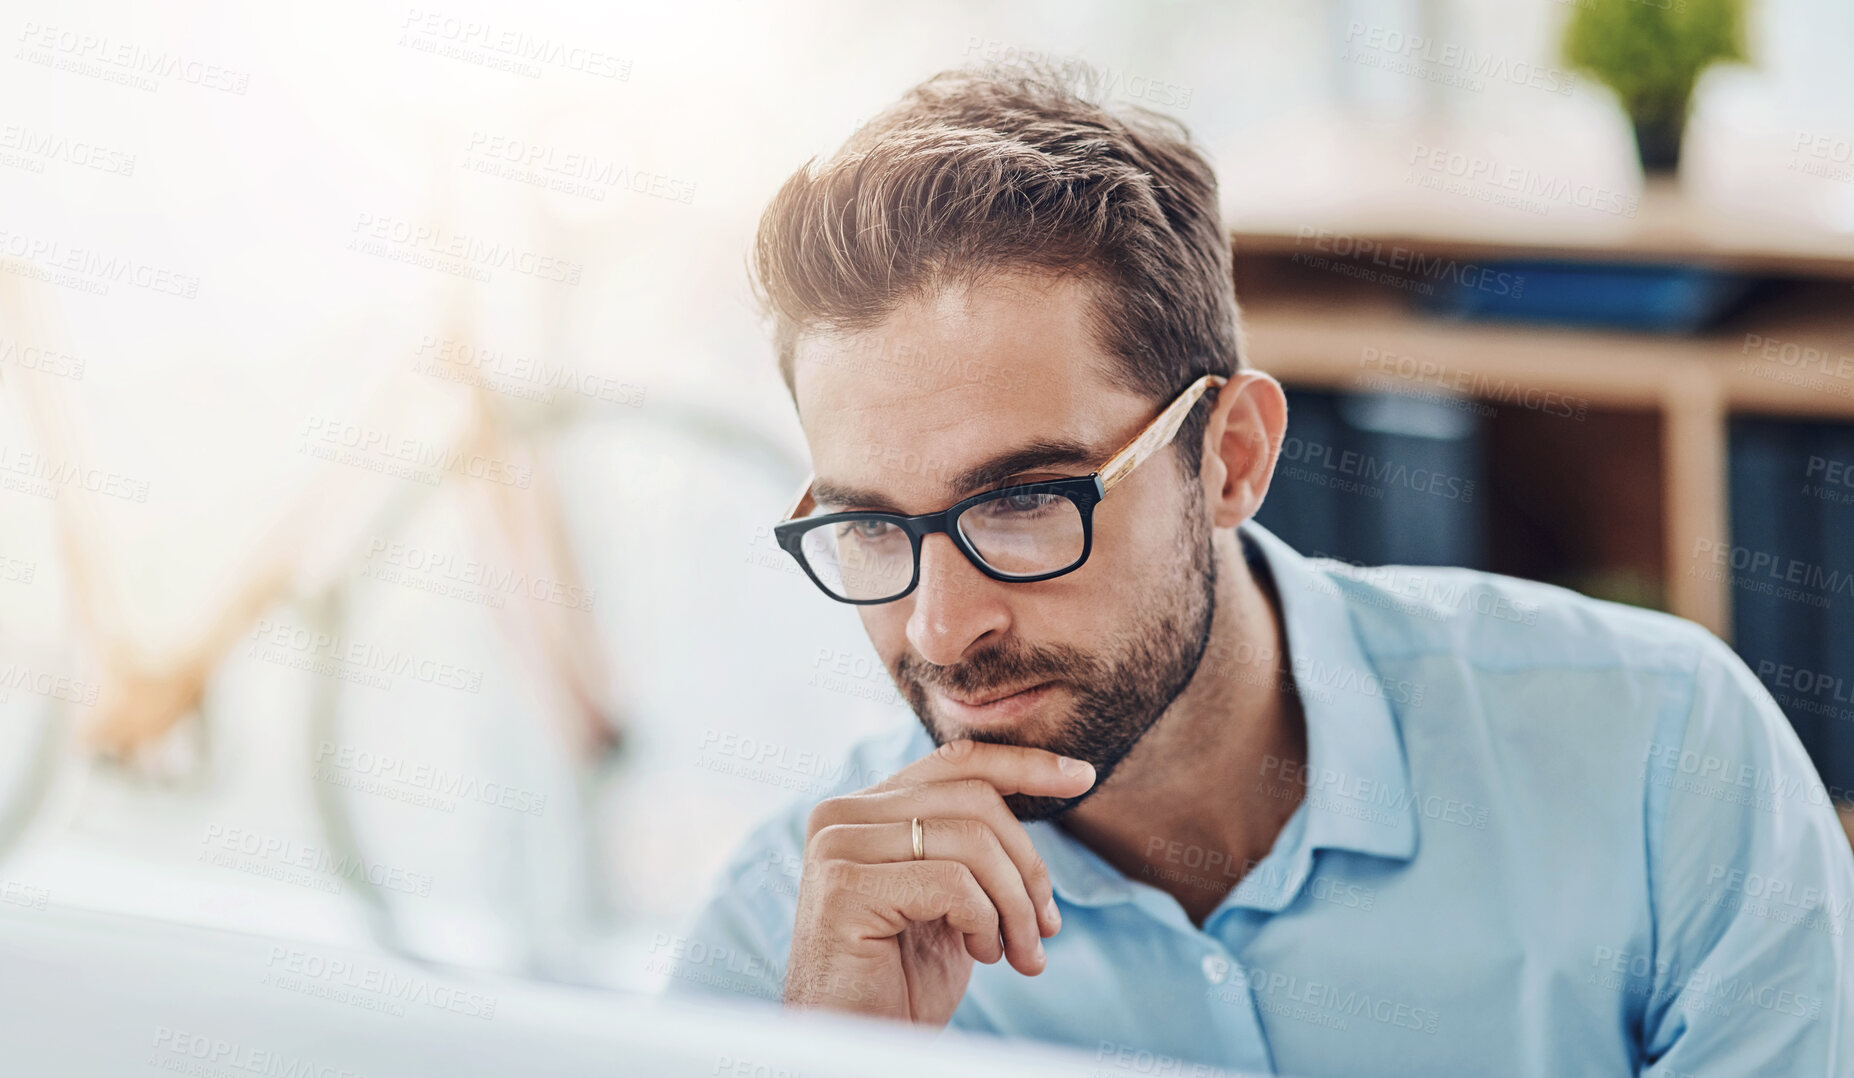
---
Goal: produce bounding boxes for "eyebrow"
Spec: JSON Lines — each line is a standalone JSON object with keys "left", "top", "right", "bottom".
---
{"left": 810, "top": 438, "right": 1105, "bottom": 514}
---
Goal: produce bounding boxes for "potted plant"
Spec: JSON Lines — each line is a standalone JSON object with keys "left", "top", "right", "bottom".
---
{"left": 1561, "top": 0, "right": 1749, "bottom": 173}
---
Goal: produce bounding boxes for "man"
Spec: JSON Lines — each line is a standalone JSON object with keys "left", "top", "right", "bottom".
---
{"left": 667, "top": 64, "right": 1854, "bottom": 1076}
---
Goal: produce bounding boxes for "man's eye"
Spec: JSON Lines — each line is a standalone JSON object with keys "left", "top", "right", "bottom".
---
{"left": 986, "top": 493, "right": 1061, "bottom": 516}
{"left": 837, "top": 519, "right": 902, "bottom": 542}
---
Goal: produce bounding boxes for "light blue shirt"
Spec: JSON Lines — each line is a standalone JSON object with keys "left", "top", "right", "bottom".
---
{"left": 668, "top": 521, "right": 1854, "bottom": 1076}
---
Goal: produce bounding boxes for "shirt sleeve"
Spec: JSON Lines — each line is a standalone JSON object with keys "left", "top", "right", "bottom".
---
{"left": 658, "top": 804, "right": 807, "bottom": 1007}
{"left": 1639, "top": 634, "right": 1854, "bottom": 1076}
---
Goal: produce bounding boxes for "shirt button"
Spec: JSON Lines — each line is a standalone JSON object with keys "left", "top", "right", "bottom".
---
{"left": 1201, "top": 954, "right": 1231, "bottom": 985}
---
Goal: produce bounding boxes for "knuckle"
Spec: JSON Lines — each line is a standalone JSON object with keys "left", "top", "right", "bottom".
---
{"left": 983, "top": 798, "right": 1020, "bottom": 832}
{"left": 804, "top": 799, "right": 842, "bottom": 837}
{"left": 937, "top": 858, "right": 978, "bottom": 891}
{"left": 799, "top": 858, "right": 861, "bottom": 906}
{"left": 811, "top": 856, "right": 857, "bottom": 885}
{"left": 950, "top": 817, "right": 989, "bottom": 848}
{"left": 808, "top": 823, "right": 851, "bottom": 858}
{"left": 955, "top": 777, "right": 994, "bottom": 802}
{"left": 967, "top": 890, "right": 1000, "bottom": 929}
{"left": 814, "top": 884, "right": 865, "bottom": 924}
{"left": 936, "top": 738, "right": 976, "bottom": 763}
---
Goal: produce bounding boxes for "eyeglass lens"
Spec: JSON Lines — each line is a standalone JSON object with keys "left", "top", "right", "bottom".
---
{"left": 796, "top": 490, "right": 1086, "bottom": 601}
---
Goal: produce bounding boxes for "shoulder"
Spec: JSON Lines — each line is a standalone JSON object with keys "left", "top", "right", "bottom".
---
{"left": 1316, "top": 557, "right": 1717, "bottom": 678}
{"left": 1317, "top": 559, "right": 1765, "bottom": 797}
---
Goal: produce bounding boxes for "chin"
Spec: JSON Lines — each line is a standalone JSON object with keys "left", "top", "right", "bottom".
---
{"left": 1001, "top": 788, "right": 1094, "bottom": 822}
{"left": 934, "top": 714, "right": 1060, "bottom": 754}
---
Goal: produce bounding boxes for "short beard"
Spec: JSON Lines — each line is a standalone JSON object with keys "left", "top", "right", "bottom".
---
{"left": 894, "top": 483, "right": 1218, "bottom": 820}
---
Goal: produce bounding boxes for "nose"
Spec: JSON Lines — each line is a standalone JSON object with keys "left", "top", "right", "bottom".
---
{"left": 904, "top": 532, "right": 1009, "bottom": 666}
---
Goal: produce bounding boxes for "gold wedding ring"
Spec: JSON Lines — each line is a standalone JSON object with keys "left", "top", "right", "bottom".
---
{"left": 911, "top": 816, "right": 925, "bottom": 861}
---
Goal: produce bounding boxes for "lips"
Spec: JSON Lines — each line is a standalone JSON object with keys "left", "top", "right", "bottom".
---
{"left": 942, "top": 682, "right": 1049, "bottom": 707}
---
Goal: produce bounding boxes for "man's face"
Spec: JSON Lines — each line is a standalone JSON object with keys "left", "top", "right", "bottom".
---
{"left": 792, "top": 272, "right": 1218, "bottom": 820}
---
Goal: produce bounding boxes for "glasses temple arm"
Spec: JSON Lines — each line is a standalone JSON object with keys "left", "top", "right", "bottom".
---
{"left": 1095, "top": 373, "right": 1229, "bottom": 492}
{"left": 781, "top": 472, "right": 817, "bottom": 522}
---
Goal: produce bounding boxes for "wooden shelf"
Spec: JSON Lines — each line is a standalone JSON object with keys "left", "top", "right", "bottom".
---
{"left": 1237, "top": 287, "right": 1854, "bottom": 420}
{"left": 1232, "top": 223, "right": 1854, "bottom": 640}
{"left": 1232, "top": 177, "right": 1854, "bottom": 279}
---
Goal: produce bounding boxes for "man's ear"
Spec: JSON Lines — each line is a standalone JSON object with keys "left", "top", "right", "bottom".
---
{"left": 1200, "top": 370, "right": 1288, "bottom": 530}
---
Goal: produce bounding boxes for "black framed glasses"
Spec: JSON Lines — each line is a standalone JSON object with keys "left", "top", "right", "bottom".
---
{"left": 772, "top": 373, "right": 1229, "bottom": 604}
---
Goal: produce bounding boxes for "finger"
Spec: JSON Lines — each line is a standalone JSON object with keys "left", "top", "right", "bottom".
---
{"left": 811, "top": 819, "right": 1045, "bottom": 973}
{"left": 873, "top": 738, "right": 1097, "bottom": 800}
{"left": 841, "top": 860, "right": 1003, "bottom": 965}
{"left": 811, "top": 780, "right": 1059, "bottom": 938}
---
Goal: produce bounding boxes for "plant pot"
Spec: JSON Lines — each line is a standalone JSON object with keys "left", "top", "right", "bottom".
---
{"left": 1631, "top": 115, "right": 1684, "bottom": 173}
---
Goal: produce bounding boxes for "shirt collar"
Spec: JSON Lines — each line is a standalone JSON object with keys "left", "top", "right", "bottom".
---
{"left": 1241, "top": 519, "right": 1418, "bottom": 866}
{"left": 1030, "top": 519, "right": 1419, "bottom": 909}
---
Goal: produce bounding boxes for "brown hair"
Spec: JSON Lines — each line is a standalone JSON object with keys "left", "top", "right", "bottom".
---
{"left": 752, "top": 60, "right": 1242, "bottom": 479}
